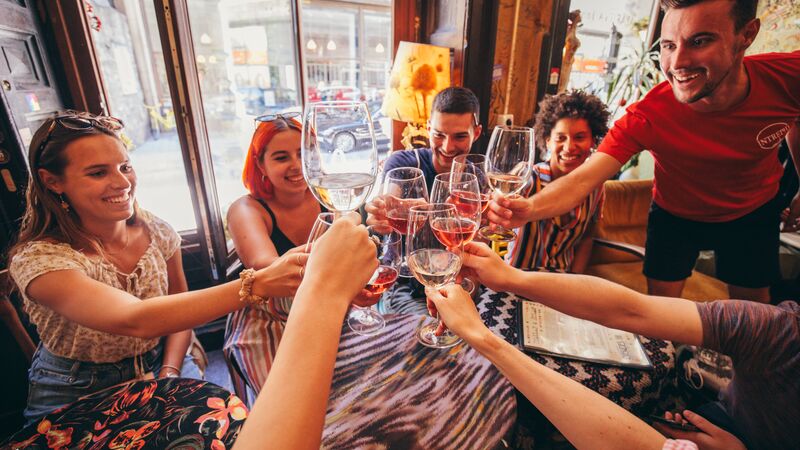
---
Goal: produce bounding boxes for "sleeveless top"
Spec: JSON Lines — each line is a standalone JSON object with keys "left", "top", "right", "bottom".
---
{"left": 254, "top": 197, "right": 325, "bottom": 256}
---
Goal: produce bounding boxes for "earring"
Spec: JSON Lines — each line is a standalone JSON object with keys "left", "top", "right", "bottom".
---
{"left": 58, "top": 194, "right": 70, "bottom": 212}
{"left": 261, "top": 174, "right": 266, "bottom": 183}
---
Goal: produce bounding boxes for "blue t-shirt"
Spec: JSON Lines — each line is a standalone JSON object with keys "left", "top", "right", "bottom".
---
{"left": 382, "top": 148, "right": 438, "bottom": 193}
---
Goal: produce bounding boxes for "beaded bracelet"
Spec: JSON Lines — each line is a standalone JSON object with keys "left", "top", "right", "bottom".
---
{"left": 239, "top": 268, "right": 268, "bottom": 306}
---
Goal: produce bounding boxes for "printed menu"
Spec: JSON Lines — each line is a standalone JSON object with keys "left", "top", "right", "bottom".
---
{"left": 517, "top": 300, "right": 652, "bottom": 369}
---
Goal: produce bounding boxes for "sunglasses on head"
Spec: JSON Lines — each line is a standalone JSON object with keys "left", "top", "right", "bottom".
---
{"left": 254, "top": 112, "right": 301, "bottom": 124}
{"left": 35, "top": 113, "right": 124, "bottom": 165}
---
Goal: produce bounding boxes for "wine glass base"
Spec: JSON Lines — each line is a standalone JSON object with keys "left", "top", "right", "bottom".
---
{"left": 416, "top": 323, "right": 462, "bottom": 349}
{"left": 478, "top": 226, "right": 517, "bottom": 242}
{"left": 347, "top": 308, "right": 385, "bottom": 335}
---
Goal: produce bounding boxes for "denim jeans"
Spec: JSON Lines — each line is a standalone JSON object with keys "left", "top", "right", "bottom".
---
{"left": 25, "top": 344, "right": 201, "bottom": 426}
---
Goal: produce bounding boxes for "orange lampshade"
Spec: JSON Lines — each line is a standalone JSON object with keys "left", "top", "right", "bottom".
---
{"left": 381, "top": 41, "right": 451, "bottom": 125}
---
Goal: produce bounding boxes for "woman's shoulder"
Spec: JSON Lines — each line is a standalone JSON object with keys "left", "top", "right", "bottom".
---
{"left": 9, "top": 240, "right": 88, "bottom": 288}
{"left": 138, "top": 209, "right": 181, "bottom": 257}
{"left": 228, "top": 195, "right": 272, "bottom": 222}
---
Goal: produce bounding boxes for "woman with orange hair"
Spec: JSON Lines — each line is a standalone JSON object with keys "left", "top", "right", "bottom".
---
{"left": 224, "top": 113, "right": 326, "bottom": 395}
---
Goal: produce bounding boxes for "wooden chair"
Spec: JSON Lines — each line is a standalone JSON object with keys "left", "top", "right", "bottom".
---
{"left": 585, "top": 179, "right": 728, "bottom": 301}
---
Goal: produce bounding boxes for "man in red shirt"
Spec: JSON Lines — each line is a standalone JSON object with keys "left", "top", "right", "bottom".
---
{"left": 489, "top": 0, "right": 800, "bottom": 302}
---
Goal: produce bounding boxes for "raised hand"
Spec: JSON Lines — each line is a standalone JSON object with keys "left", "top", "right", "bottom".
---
{"left": 365, "top": 195, "right": 391, "bottom": 234}
{"left": 253, "top": 245, "right": 310, "bottom": 298}
{"left": 425, "top": 284, "right": 489, "bottom": 343}
{"left": 303, "top": 212, "right": 378, "bottom": 305}
{"left": 485, "top": 192, "right": 536, "bottom": 229}
{"left": 460, "top": 242, "right": 515, "bottom": 292}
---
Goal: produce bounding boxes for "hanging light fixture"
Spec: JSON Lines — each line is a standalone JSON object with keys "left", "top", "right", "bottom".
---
{"left": 200, "top": 33, "right": 212, "bottom": 45}
{"left": 307, "top": 39, "right": 317, "bottom": 51}
{"left": 326, "top": 39, "right": 337, "bottom": 51}
{"left": 375, "top": 43, "right": 385, "bottom": 53}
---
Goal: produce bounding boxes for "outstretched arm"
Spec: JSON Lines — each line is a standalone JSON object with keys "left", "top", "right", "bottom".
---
{"left": 486, "top": 153, "right": 621, "bottom": 227}
{"left": 427, "top": 285, "right": 667, "bottom": 450}
{"left": 461, "top": 242, "right": 703, "bottom": 346}
{"left": 781, "top": 121, "right": 800, "bottom": 231}
{"left": 22, "top": 248, "right": 309, "bottom": 340}
{"left": 235, "top": 213, "right": 377, "bottom": 450}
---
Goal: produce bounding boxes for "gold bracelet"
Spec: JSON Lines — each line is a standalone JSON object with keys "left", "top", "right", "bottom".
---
{"left": 160, "top": 364, "right": 182, "bottom": 376}
{"left": 239, "top": 268, "right": 268, "bottom": 306}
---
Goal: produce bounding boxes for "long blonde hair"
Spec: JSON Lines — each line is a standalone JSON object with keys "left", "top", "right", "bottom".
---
{"left": 9, "top": 111, "right": 142, "bottom": 261}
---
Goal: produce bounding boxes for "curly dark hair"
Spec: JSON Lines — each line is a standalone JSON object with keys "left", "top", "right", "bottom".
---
{"left": 533, "top": 90, "right": 610, "bottom": 153}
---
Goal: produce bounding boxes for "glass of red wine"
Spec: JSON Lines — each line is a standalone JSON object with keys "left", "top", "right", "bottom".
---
{"left": 381, "top": 167, "right": 429, "bottom": 277}
{"left": 451, "top": 154, "right": 492, "bottom": 217}
{"left": 407, "top": 203, "right": 464, "bottom": 348}
{"left": 346, "top": 226, "right": 402, "bottom": 335}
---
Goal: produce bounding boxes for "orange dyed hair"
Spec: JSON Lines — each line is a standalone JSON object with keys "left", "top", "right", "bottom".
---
{"left": 242, "top": 117, "right": 302, "bottom": 201}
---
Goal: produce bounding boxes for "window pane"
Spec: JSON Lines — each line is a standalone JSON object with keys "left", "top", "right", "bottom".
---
{"left": 89, "top": 0, "right": 198, "bottom": 231}
{"left": 186, "top": 0, "right": 302, "bottom": 251}
{"left": 301, "top": 1, "right": 393, "bottom": 157}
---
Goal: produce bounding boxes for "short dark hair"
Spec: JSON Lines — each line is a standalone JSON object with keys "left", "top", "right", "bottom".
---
{"left": 660, "top": 0, "right": 758, "bottom": 31}
{"left": 432, "top": 87, "right": 480, "bottom": 122}
{"left": 533, "top": 90, "right": 610, "bottom": 152}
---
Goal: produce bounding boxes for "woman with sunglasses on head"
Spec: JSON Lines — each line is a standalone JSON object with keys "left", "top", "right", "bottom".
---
{"left": 223, "top": 113, "right": 326, "bottom": 396}
{"left": 8, "top": 111, "right": 312, "bottom": 423}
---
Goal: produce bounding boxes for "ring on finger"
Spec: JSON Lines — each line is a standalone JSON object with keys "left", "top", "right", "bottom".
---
{"left": 299, "top": 266, "right": 305, "bottom": 278}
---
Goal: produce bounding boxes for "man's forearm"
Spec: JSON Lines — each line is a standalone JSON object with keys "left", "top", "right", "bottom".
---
{"left": 471, "top": 331, "right": 665, "bottom": 450}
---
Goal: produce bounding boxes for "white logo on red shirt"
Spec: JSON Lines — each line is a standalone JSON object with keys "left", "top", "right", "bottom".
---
{"left": 756, "top": 122, "right": 790, "bottom": 149}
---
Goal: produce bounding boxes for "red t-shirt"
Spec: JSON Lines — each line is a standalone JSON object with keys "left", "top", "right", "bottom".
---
{"left": 598, "top": 51, "right": 800, "bottom": 222}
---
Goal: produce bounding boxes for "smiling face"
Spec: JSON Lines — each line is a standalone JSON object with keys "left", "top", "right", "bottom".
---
{"left": 659, "top": 0, "right": 758, "bottom": 110}
{"left": 428, "top": 111, "right": 482, "bottom": 174}
{"left": 40, "top": 134, "right": 136, "bottom": 225}
{"left": 547, "top": 118, "right": 595, "bottom": 178}
{"left": 259, "top": 129, "right": 306, "bottom": 195}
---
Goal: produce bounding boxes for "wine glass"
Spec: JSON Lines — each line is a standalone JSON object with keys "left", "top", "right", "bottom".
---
{"left": 430, "top": 172, "right": 481, "bottom": 243}
{"left": 479, "top": 126, "right": 534, "bottom": 242}
{"left": 346, "top": 226, "right": 402, "bottom": 335}
{"left": 302, "top": 101, "right": 378, "bottom": 214}
{"left": 451, "top": 153, "right": 492, "bottom": 217}
{"left": 381, "top": 167, "right": 429, "bottom": 277}
{"left": 431, "top": 172, "right": 481, "bottom": 293}
{"left": 407, "top": 203, "right": 463, "bottom": 348}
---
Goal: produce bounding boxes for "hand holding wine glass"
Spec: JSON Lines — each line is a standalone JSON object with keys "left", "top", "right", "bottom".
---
{"left": 430, "top": 172, "right": 481, "bottom": 246}
{"left": 407, "top": 203, "right": 463, "bottom": 348}
{"left": 378, "top": 167, "right": 429, "bottom": 276}
{"left": 302, "top": 101, "right": 378, "bottom": 214}
{"left": 479, "top": 126, "right": 534, "bottom": 242}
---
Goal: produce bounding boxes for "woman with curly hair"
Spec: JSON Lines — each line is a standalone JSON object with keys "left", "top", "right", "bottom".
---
{"left": 510, "top": 90, "right": 610, "bottom": 273}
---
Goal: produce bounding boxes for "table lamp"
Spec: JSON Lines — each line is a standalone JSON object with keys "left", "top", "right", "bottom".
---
{"left": 381, "top": 41, "right": 451, "bottom": 149}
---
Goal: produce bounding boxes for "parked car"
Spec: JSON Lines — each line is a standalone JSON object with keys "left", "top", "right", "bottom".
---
{"left": 280, "top": 103, "right": 390, "bottom": 154}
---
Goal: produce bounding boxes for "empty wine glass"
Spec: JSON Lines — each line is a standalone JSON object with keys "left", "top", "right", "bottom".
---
{"left": 479, "top": 126, "right": 534, "bottom": 242}
{"left": 346, "top": 226, "right": 402, "bottom": 335}
{"left": 407, "top": 203, "right": 463, "bottom": 348}
{"left": 302, "top": 101, "right": 378, "bottom": 214}
{"left": 381, "top": 167, "right": 429, "bottom": 277}
{"left": 451, "top": 153, "right": 492, "bottom": 216}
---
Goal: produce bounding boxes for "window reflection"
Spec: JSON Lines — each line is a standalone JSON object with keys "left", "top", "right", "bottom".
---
{"left": 89, "top": 0, "right": 198, "bottom": 231}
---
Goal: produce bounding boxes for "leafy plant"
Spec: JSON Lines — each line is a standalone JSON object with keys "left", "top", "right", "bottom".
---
{"left": 604, "top": 38, "right": 663, "bottom": 119}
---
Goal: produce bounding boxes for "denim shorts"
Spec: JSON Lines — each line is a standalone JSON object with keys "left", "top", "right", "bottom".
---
{"left": 25, "top": 344, "right": 162, "bottom": 425}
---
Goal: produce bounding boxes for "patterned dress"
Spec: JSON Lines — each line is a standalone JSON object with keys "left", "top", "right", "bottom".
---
{"left": 510, "top": 162, "right": 604, "bottom": 271}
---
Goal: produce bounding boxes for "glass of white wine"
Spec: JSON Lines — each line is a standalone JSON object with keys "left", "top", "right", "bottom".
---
{"left": 407, "top": 203, "right": 463, "bottom": 348}
{"left": 478, "top": 125, "right": 534, "bottom": 242}
{"left": 302, "top": 101, "right": 378, "bottom": 214}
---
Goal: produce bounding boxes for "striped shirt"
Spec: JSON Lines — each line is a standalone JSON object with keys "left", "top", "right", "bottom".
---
{"left": 510, "top": 162, "right": 604, "bottom": 271}
{"left": 697, "top": 300, "right": 800, "bottom": 450}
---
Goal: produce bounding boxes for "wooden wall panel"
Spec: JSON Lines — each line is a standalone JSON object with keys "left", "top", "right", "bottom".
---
{"left": 489, "top": 0, "right": 552, "bottom": 129}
